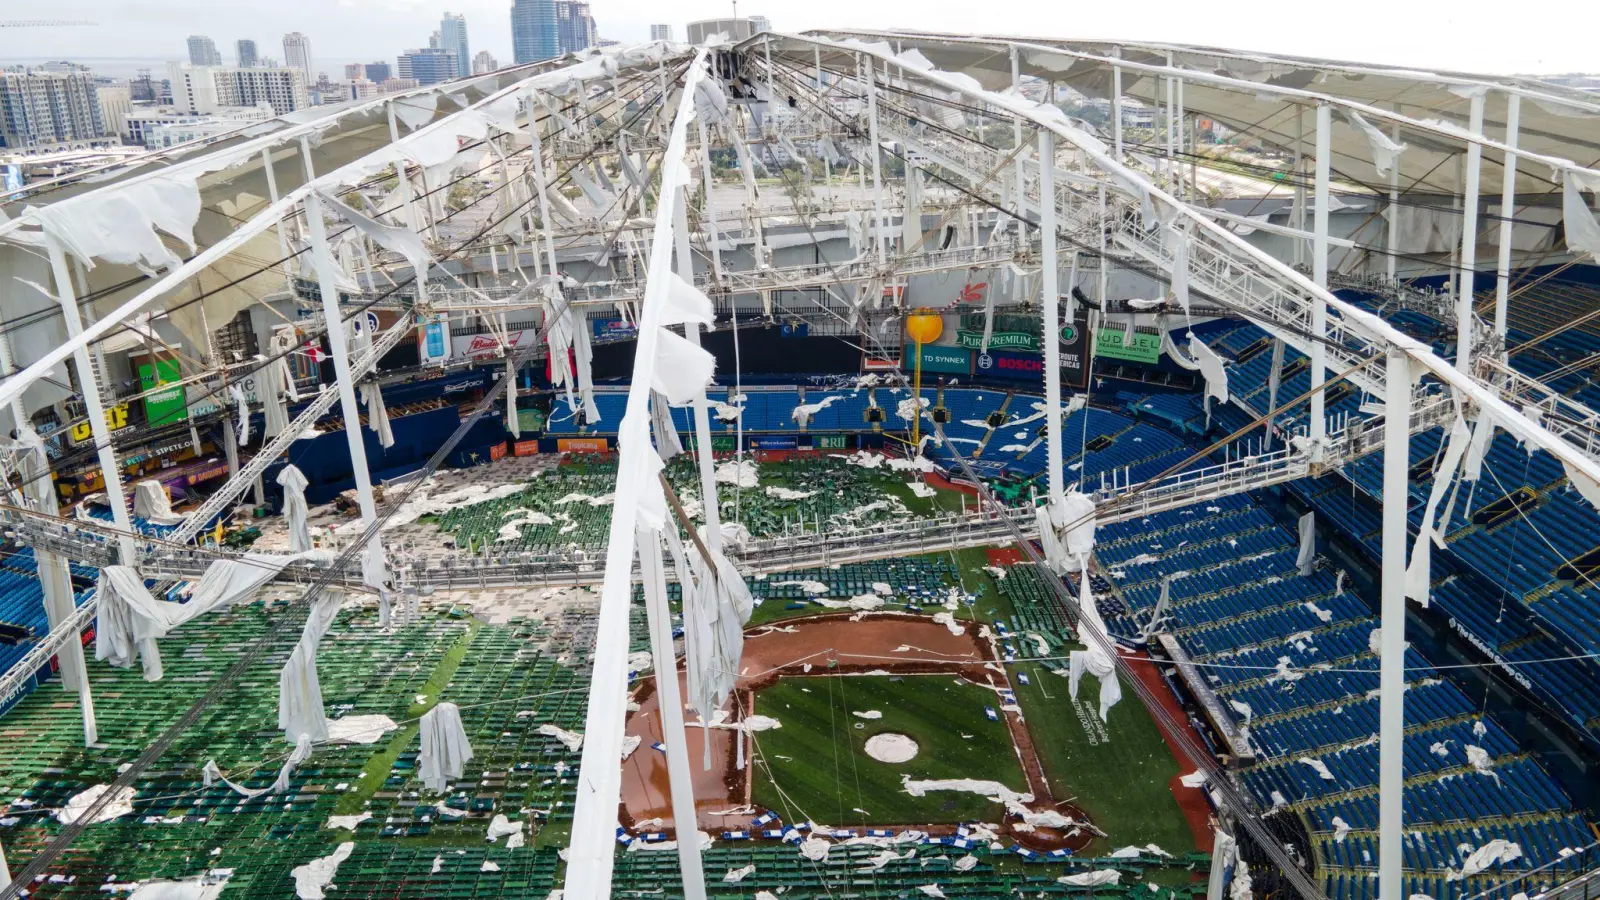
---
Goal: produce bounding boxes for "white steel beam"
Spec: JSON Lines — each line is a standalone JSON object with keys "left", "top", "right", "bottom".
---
{"left": 1457, "top": 92, "right": 1486, "bottom": 367}
{"left": 1311, "top": 102, "right": 1331, "bottom": 450}
{"left": 1494, "top": 93, "right": 1520, "bottom": 339}
{"left": 1378, "top": 349, "right": 1411, "bottom": 900}
{"left": 1038, "top": 129, "right": 1064, "bottom": 505}
{"left": 304, "top": 189, "right": 383, "bottom": 589}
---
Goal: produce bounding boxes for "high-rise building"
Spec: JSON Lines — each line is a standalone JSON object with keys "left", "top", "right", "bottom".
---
{"left": 472, "top": 51, "right": 497, "bottom": 75}
{"left": 510, "top": 0, "right": 559, "bottom": 65}
{"left": 218, "top": 67, "right": 309, "bottom": 115}
{"left": 650, "top": 24, "right": 673, "bottom": 41}
{"left": 96, "top": 84, "right": 131, "bottom": 139}
{"left": 686, "top": 18, "right": 755, "bottom": 44}
{"left": 343, "top": 63, "right": 363, "bottom": 81}
{"left": 439, "top": 13, "right": 471, "bottom": 79}
{"left": 396, "top": 49, "right": 459, "bottom": 86}
{"left": 236, "top": 39, "right": 258, "bottom": 68}
{"left": 748, "top": 15, "right": 771, "bottom": 33}
{"left": 167, "top": 63, "right": 220, "bottom": 115}
{"left": 554, "top": 1, "right": 596, "bottom": 55}
{"left": 282, "top": 33, "right": 313, "bottom": 82}
{"left": 0, "top": 68, "right": 108, "bottom": 149}
{"left": 364, "top": 62, "right": 391, "bottom": 83}
{"left": 168, "top": 63, "right": 309, "bottom": 117}
{"left": 187, "top": 35, "right": 222, "bottom": 66}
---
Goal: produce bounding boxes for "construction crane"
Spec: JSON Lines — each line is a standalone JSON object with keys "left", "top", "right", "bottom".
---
{"left": 0, "top": 20, "right": 99, "bottom": 27}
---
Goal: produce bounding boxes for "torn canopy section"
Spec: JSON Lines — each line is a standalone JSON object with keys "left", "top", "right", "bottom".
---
{"left": 419, "top": 701, "right": 475, "bottom": 793}
{"left": 97, "top": 553, "right": 323, "bottom": 681}
{"left": 279, "top": 589, "right": 346, "bottom": 743}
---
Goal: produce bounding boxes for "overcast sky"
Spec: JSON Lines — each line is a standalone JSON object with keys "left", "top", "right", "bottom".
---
{"left": 0, "top": 0, "right": 1593, "bottom": 79}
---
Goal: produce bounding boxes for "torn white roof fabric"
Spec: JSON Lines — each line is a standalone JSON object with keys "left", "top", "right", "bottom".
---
{"left": 419, "top": 701, "right": 475, "bottom": 793}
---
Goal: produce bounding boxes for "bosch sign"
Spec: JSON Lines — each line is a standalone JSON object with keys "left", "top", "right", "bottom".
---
{"left": 975, "top": 350, "right": 1047, "bottom": 379}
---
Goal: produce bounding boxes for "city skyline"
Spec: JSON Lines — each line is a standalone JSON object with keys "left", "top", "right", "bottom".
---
{"left": 4, "top": 0, "right": 1599, "bottom": 75}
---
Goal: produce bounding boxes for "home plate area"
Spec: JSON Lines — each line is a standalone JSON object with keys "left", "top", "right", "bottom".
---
{"left": 617, "top": 611, "right": 1096, "bottom": 854}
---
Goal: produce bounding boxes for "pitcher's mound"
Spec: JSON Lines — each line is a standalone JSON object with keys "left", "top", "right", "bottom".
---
{"left": 864, "top": 733, "right": 919, "bottom": 763}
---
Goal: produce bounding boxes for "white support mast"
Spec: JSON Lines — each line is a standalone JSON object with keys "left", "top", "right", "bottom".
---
{"left": 1377, "top": 349, "right": 1412, "bottom": 900}
{"left": 1038, "top": 129, "right": 1064, "bottom": 506}
{"left": 1310, "top": 102, "right": 1331, "bottom": 453}
{"left": 1493, "top": 93, "right": 1520, "bottom": 339}
{"left": 303, "top": 188, "right": 384, "bottom": 593}
{"left": 1457, "top": 92, "right": 1486, "bottom": 366}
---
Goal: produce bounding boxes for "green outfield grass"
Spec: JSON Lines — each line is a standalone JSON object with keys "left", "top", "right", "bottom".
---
{"left": 751, "top": 674, "right": 1027, "bottom": 825}
{"left": 1006, "top": 658, "right": 1198, "bottom": 858}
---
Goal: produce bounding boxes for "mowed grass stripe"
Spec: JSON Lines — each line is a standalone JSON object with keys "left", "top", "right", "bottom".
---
{"left": 752, "top": 675, "right": 1026, "bottom": 825}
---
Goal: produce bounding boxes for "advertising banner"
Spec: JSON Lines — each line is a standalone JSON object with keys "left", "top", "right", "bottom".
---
{"left": 905, "top": 345, "right": 972, "bottom": 375}
{"left": 1095, "top": 328, "right": 1162, "bottom": 364}
{"left": 489, "top": 442, "right": 508, "bottom": 461}
{"left": 419, "top": 315, "right": 451, "bottom": 364}
{"left": 513, "top": 440, "right": 541, "bottom": 457}
{"left": 139, "top": 359, "right": 189, "bottom": 426}
{"left": 956, "top": 330, "right": 1037, "bottom": 351}
{"left": 556, "top": 437, "right": 609, "bottom": 453}
{"left": 592, "top": 319, "right": 638, "bottom": 340}
{"left": 749, "top": 435, "right": 799, "bottom": 450}
{"left": 69, "top": 404, "right": 130, "bottom": 445}
{"left": 812, "top": 434, "right": 848, "bottom": 450}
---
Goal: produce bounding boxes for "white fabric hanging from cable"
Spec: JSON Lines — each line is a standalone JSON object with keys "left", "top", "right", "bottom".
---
{"left": 1296, "top": 512, "right": 1316, "bottom": 577}
{"left": 279, "top": 589, "right": 344, "bottom": 743}
{"left": 663, "top": 526, "right": 753, "bottom": 733}
{"left": 650, "top": 390, "right": 683, "bottom": 462}
{"left": 231, "top": 384, "right": 251, "bottom": 446}
{"left": 1067, "top": 567, "right": 1121, "bottom": 722}
{"left": 278, "top": 464, "right": 313, "bottom": 553}
{"left": 506, "top": 360, "right": 520, "bottom": 439}
{"left": 1406, "top": 412, "right": 1473, "bottom": 606}
{"left": 1189, "top": 337, "right": 1230, "bottom": 404}
{"left": 262, "top": 357, "right": 292, "bottom": 439}
{"left": 315, "top": 189, "right": 431, "bottom": 279}
{"left": 1340, "top": 109, "right": 1407, "bottom": 178}
{"left": 418, "top": 701, "right": 474, "bottom": 793}
{"left": 1035, "top": 503, "right": 1072, "bottom": 576}
{"left": 1166, "top": 225, "right": 1190, "bottom": 316}
{"left": 98, "top": 553, "right": 318, "bottom": 681}
{"left": 203, "top": 733, "right": 313, "bottom": 798}
{"left": 1161, "top": 329, "right": 1202, "bottom": 371}
{"left": 358, "top": 381, "right": 394, "bottom": 448}
{"left": 1561, "top": 170, "right": 1600, "bottom": 263}
{"left": 902, "top": 167, "right": 925, "bottom": 253}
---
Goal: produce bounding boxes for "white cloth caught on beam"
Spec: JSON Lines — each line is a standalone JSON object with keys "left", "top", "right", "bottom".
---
{"left": 1340, "top": 108, "right": 1407, "bottom": 178}
{"left": 231, "top": 385, "right": 251, "bottom": 446}
{"left": 358, "top": 381, "right": 394, "bottom": 448}
{"left": 1296, "top": 511, "right": 1316, "bottom": 577}
{"left": 1188, "top": 336, "right": 1230, "bottom": 404}
{"left": 1562, "top": 171, "right": 1600, "bottom": 263}
{"left": 1406, "top": 412, "right": 1473, "bottom": 606}
{"left": 506, "top": 360, "right": 520, "bottom": 439}
{"left": 98, "top": 554, "right": 317, "bottom": 681}
{"left": 418, "top": 702, "right": 474, "bottom": 793}
{"left": 132, "top": 479, "right": 183, "bottom": 526}
{"left": 662, "top": 525, "right": 754, "bottom": 730}
{"left": 1068, "top": 568, "right": 1121, "bottom": 721}
{"left": 277, "top": 464, "right": 313, "bottom": 553}
{"left": 316, "top": 189, "right": 431, "bottom": 279}
{"left": 279, "top": 589, "right": 345, "bottom": 743}
{"left": 649, "top": 390, "right": 682, "bottom": 462}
